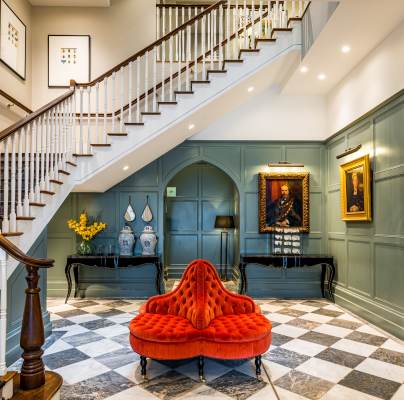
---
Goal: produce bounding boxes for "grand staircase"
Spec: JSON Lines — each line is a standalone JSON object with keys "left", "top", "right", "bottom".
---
{"left": 0, "top": 1, "right": 310, "bottom": 398}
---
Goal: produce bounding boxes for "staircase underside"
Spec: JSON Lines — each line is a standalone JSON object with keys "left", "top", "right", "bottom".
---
{"left": 73, "top": 26, "right": 302, "bottom": 192}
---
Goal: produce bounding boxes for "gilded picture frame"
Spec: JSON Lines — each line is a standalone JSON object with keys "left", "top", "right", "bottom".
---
{"left": 259, "top": 172, "right": 310, "bottom": 233}
{"left": 339, "top": 154, "right": 372, "bottom": 221}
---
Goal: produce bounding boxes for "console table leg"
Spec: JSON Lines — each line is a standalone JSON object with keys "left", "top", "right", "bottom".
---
{"left": 64, "top": 263, "right": 72, "bottom": 304}
{"left": 255, "top": 355, "right": 262, "bottom": 379}
{"left": 320, "top": 264, "right": 326, "bottom": 298}
{"left": 328, "top": 264, "right": 336, "bottom": 302}
{"left": 73, "top": 265, "right": 79, "bottom": 298}
{"left": 140, "top": 356, "right": 147, "bottom": 380}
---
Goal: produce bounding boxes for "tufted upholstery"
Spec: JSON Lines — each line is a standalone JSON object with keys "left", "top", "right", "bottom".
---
{"left": 129, "top": 259, "right": 272, "bottom": 360}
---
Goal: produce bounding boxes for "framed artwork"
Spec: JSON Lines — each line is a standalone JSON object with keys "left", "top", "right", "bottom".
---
{"left": 48, "top": 34, "right": 90, "bottom": 88}
{"left": 339, "top": 154, "right": 372, "bottom": 221}
{"left": 259, "top": 172, "right": 310, "bottom": 233}
{"left": 0, "top": 0, "right": 26, "bottom": 80}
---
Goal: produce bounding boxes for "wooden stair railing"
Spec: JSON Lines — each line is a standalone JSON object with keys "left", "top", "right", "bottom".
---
{"left": 0, "top": 91, "right": 32, "bottom": 115}
{"left": 0, "top": 235, "right": 62, "bottom": 399}
{"left": 0, "top": 0, "right": 309, "bottom": 237}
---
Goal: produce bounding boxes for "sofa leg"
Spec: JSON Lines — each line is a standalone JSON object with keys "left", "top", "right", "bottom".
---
{"left": 140, "top": 356, "right": 147, "bottom": 380}
{"left": 255, "top": 355, "right": 262, "bottom": 379}
{"left": 198, "top": 356, "right": 205, "bottom": 382}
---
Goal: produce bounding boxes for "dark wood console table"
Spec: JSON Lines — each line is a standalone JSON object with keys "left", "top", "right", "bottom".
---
{"left": 65, "top": 255, "right": 163, "bottom": 303}
{"left": 238, "top": 254, "right": 335, "bottom": 301}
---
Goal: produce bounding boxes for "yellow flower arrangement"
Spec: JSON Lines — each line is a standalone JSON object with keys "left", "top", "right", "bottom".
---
{"left": 67, "top": 212, "right": 107, "bottom": 241}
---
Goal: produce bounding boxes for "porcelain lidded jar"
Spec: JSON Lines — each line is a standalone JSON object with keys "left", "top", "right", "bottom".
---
{"left": 118, "top": 225, "right": 136, "bottom": 256}
{"left": 140, "top": 225, "right": 157, "bottom": 255}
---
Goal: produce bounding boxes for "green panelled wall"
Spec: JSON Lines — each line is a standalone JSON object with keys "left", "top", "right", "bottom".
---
{"left": 6, "top": 229, "right": 50, "bottom": 365}
{"left": 326, "top": 95, "right": 404, "bottom": 340}
{"left": 47, "top": 141, "right": 325, "bottom": 297}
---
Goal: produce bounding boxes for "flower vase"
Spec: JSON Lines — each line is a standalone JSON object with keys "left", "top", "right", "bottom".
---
{"left": 77, "top": 240, "right": 92, "bottom": 256}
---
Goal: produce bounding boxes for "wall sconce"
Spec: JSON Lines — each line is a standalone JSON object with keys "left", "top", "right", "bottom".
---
{"left": 336, "top": 144, "right": 362, "bottom": 159}
{"left": 268, "top": 162, "right": 305, "bottom": 167}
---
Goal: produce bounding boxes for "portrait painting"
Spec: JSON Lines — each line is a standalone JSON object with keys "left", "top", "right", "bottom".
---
{"left": 259, "top": 172, "right": 310, "bottom": 233}
{"left": 340, "top": 155, "right": 372, "bottom": 221}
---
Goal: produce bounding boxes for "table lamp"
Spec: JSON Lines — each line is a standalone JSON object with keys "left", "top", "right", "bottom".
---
{"left": 214, "top": 215, "right": 235, "bottom": 281}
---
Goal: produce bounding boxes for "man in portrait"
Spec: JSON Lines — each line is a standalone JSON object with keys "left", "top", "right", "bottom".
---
{"left": 266, "top": 182, "right": 302, "bottom": 228}
{"left": 346, "top": 171, "right": 364, "bottom": 212}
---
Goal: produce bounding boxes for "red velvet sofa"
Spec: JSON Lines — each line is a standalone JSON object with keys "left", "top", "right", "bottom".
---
{"left": 129, "top": 259, "right": 272, "bottom": 380}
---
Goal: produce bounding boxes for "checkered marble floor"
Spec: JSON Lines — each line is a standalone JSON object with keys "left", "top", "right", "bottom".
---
{"left": 10, "top": 295, "right": 404, "bottom": 400}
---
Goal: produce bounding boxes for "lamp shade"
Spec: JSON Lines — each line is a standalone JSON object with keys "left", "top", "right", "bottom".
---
{"left": 214, "top": 215, "right": 235, "bottom": 229}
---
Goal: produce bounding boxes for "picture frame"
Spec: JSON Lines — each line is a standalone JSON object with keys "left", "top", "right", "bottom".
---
{"left": 339, "top": 154, "right": 372, "bottom": 221}
{"left": 259, "top": 172, "right": 310, "bottom": 233}
{"left": 48, "top": 34, "right": 91, "bottom": 88}
{"left": 0, "top": 0, "right": 26, "bottom": 80}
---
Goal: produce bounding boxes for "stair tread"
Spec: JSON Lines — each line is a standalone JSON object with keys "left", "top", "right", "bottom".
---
{"left": 17, "top": 216, "right": 35, "bottom": 220}
{"left": 50, "top": 179, "right": 63, "bottom": 185}
{"left": 40, "top": 190, "right": 55, "bottom": 195}
{"left": 108, "top": 133, "right": 128, "bottom": 136}
{"left": 174, "top": 90, "right": 194, "bottom": 94}
{"left": 125, "top": 122, "right": 144, "bottom": 125}
{"left": 0, "top": 371, "right": 17, "bottom": 384}
{"left": 58, "top": 170, "right": 70, "bottom": 175}
{"left": 141, "top": 112, "right": 161, "bottom": 115}
{"left": 158, "top": 101, "right": 178, "bottom": 104}
{"left": 72, "top": 153, "right": 93, "bottom": 157}
{"left": 66, "top": 161, "right": 77, "bottom": 167}
{"left": 90, "top": 143, "right": 111, "bottom": 147}
{"left": 2, "top": 232, "right": 24, "bottom": 237}
{"left": 30, "top": 202, "right": 46, "bottom": 207}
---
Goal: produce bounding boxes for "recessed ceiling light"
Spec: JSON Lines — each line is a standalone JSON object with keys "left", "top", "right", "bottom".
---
{"left": 317, "top": 73, "right": 326, "bottom": 81}
{"left": 247, "top": 86, "right": 255, "bottom": 92}
{"left": 188, "top": 124, "right": 195, "bottom": 130}
{"left": 123, "top": 165, "right": 129, "bottom": 171}
{"left": 300, "top": 66, "right": 308, "bottom": 73}
{"left": 341, "top": 45, "right": 351, "bottom": 53}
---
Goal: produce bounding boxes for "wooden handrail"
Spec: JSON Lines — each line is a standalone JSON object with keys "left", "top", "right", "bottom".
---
{"left": 0, "top": 234, "right": 54, "bottom": 268}
{"left": 0, "top": 90, "right": 32, "bottom": 114}
{"left": 76, "top": 0, "right": 226, "bottom": 87}
{"left": 0, "top": 88, "right": 75, "bottom": 141}
{"left": 157, "top": 1, "right": 285, "bottom": 9}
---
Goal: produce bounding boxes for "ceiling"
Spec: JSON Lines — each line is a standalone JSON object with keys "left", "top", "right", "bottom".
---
{"left": 283, "top": 0, "right": 404, "bottom": 95}
{"left": 29, "top": 0, "right": 110, "bottom": 6}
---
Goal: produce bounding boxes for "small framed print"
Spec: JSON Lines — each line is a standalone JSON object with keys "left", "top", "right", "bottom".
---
{"left": 339, "top": 155, "right": 372, "bottom": 221}
{"left": 0, "top": 0, "right": 26, "bottom": 79}
{"left": 48, "top": 35, "right": 90, "bottom": 88}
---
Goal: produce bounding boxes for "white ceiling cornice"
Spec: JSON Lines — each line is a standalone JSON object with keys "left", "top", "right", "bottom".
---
{"left": 29, "top": 0, "right": 110, "bottom": 7}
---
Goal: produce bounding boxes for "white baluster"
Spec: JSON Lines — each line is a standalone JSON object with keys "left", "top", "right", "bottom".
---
{"left": 23, "top": 124, "right": 30, "bottom": 216}
{"left": 128, "top": 62, "right": 133, "bottom": 122}
{"left": 162, "top": 6, "right": 165, "bottom": 36}
{"left": 111, "top": 71, "right": 116, "bottom": 132}
{"left": 185, "top": 25, "right": 190, "bottom": 91}
{"left": 202, "top": 14, "right": 206, "bottom": 78}
{"left": 45, "top": 112, "right": 51, "bottom": 190}
{"left": 259, "top": 0, "right": 263, "bottom": 38}
{"left": 169, "top": 36, "right": 173, "bottom": 100}
{"left": 71, "top": 90, "right": 77, "bottom": 156}
{"left": 136, "top": 57, "right": 140, "bottom": 121}
{"left": 177, "top": 32, "right": 182, "bottom": 90}
{"left": 219, "top": 5, "right": 223, "bottom": 68}
{"left": 17, "top": 128, "right": 23, "bottom": 216}
{"left": 244, "top": 0, "right": 248, "bottom": 48}
{"left": 233, "top": 1, "right": 238, "bottom": 58}
{"left": 29, "top": 121, "right": 35, "bottom": 202}
{"left": 120, "top": 67, "right": 124, "bottom": 132}
{"left": 175, "top": 7, "right": 179, "bottom": 61}
{"left": 87, "top": 87, "right": 91, "bottom": 151}
{"left": 291, "top": 0, "right": 296, "bottom": 17}
{"left": 2, "top": 137, "right": 10, "bottom": 232}
{"left": 95, "top": 82, "right": 100, "bottom": 142}
{"left": 9, "top": 133, "right": 17, "bottom": 232}
{"left": 208, "top": 13, "right": 211, "bottom": 68}
{"left": 162, "top": 40, "right": 166, "bottom": 102}
{"left": 79, "top": 87, "right": 84, "bottom": 153}
{"left": 210, "top": 12, "right": 213, "bottom": 70}
{"left": 226, "top": 1, "right": 230, "bottom": 60}
{"left": 251, "top": 0, "right": 255, "bottom": 47}
{"left": 181, "top": 7, "right": 185, "bottom": 61}
{"left": 153, "top": 46, "right": 157, "bottom": 112}
{"left": 145, "top": 51, "right": 149, "bottom": 112}
{"left": 35, "top": 116, "right": 41, "bottom": 202}
{"left": 299, "top": 0, "right": 302, "bottom": 17}
{"left": 103, "top": 78, "right": 108, "bottom": 143}
{"left": 235, "top": 1, "right": 239, "bottom": 56}
{"left": 62, "top": 101, "right": 67, "bottom": 169}
{"left": 0, "top": 248, "right": 7, "bottom": 377}
{"left": 40, "top": 112, "right": 46, "bottom": 190}
{"left": 194, "top": 7, "right": 198, "bottom": 81}
{"left": 157, "top": 5, "right": 161, "bottom": 39}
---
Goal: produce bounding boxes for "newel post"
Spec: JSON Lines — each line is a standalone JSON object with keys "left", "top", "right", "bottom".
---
{"left": 19, "top": 265, "right": 45, "bottom": 390}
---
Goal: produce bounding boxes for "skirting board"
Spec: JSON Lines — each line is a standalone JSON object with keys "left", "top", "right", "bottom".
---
{"left": 334, "top": 285, "right": 404, "bottom": 341}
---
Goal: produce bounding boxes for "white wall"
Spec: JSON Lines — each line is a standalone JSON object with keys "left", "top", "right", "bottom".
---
{"left": 31, "top": 0, "right": 155, "bottom": 109}
{"left": 0, "top": 0, "right": 32, "bottom": 117}
{"left": 191, "top": 87, "right": 327, "bottom": 141}
{"left": 327, "top": 20, "right": 404, "bottom": 135}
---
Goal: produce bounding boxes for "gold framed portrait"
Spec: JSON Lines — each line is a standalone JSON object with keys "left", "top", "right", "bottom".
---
{"left": 258, "top": 172, "right": 310, "bottom": 233}
{"left": 339, "top": 154, "right": 372, "bottom": 221}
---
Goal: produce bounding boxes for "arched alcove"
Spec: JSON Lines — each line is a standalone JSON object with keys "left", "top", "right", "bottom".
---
{"left": 164, "top": 161, "right": 240, "bottom": 280}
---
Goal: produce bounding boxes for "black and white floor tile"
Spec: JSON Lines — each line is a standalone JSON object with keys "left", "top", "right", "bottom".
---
{"left": 10, "top": 293, "right": 404, "bottom": 399}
